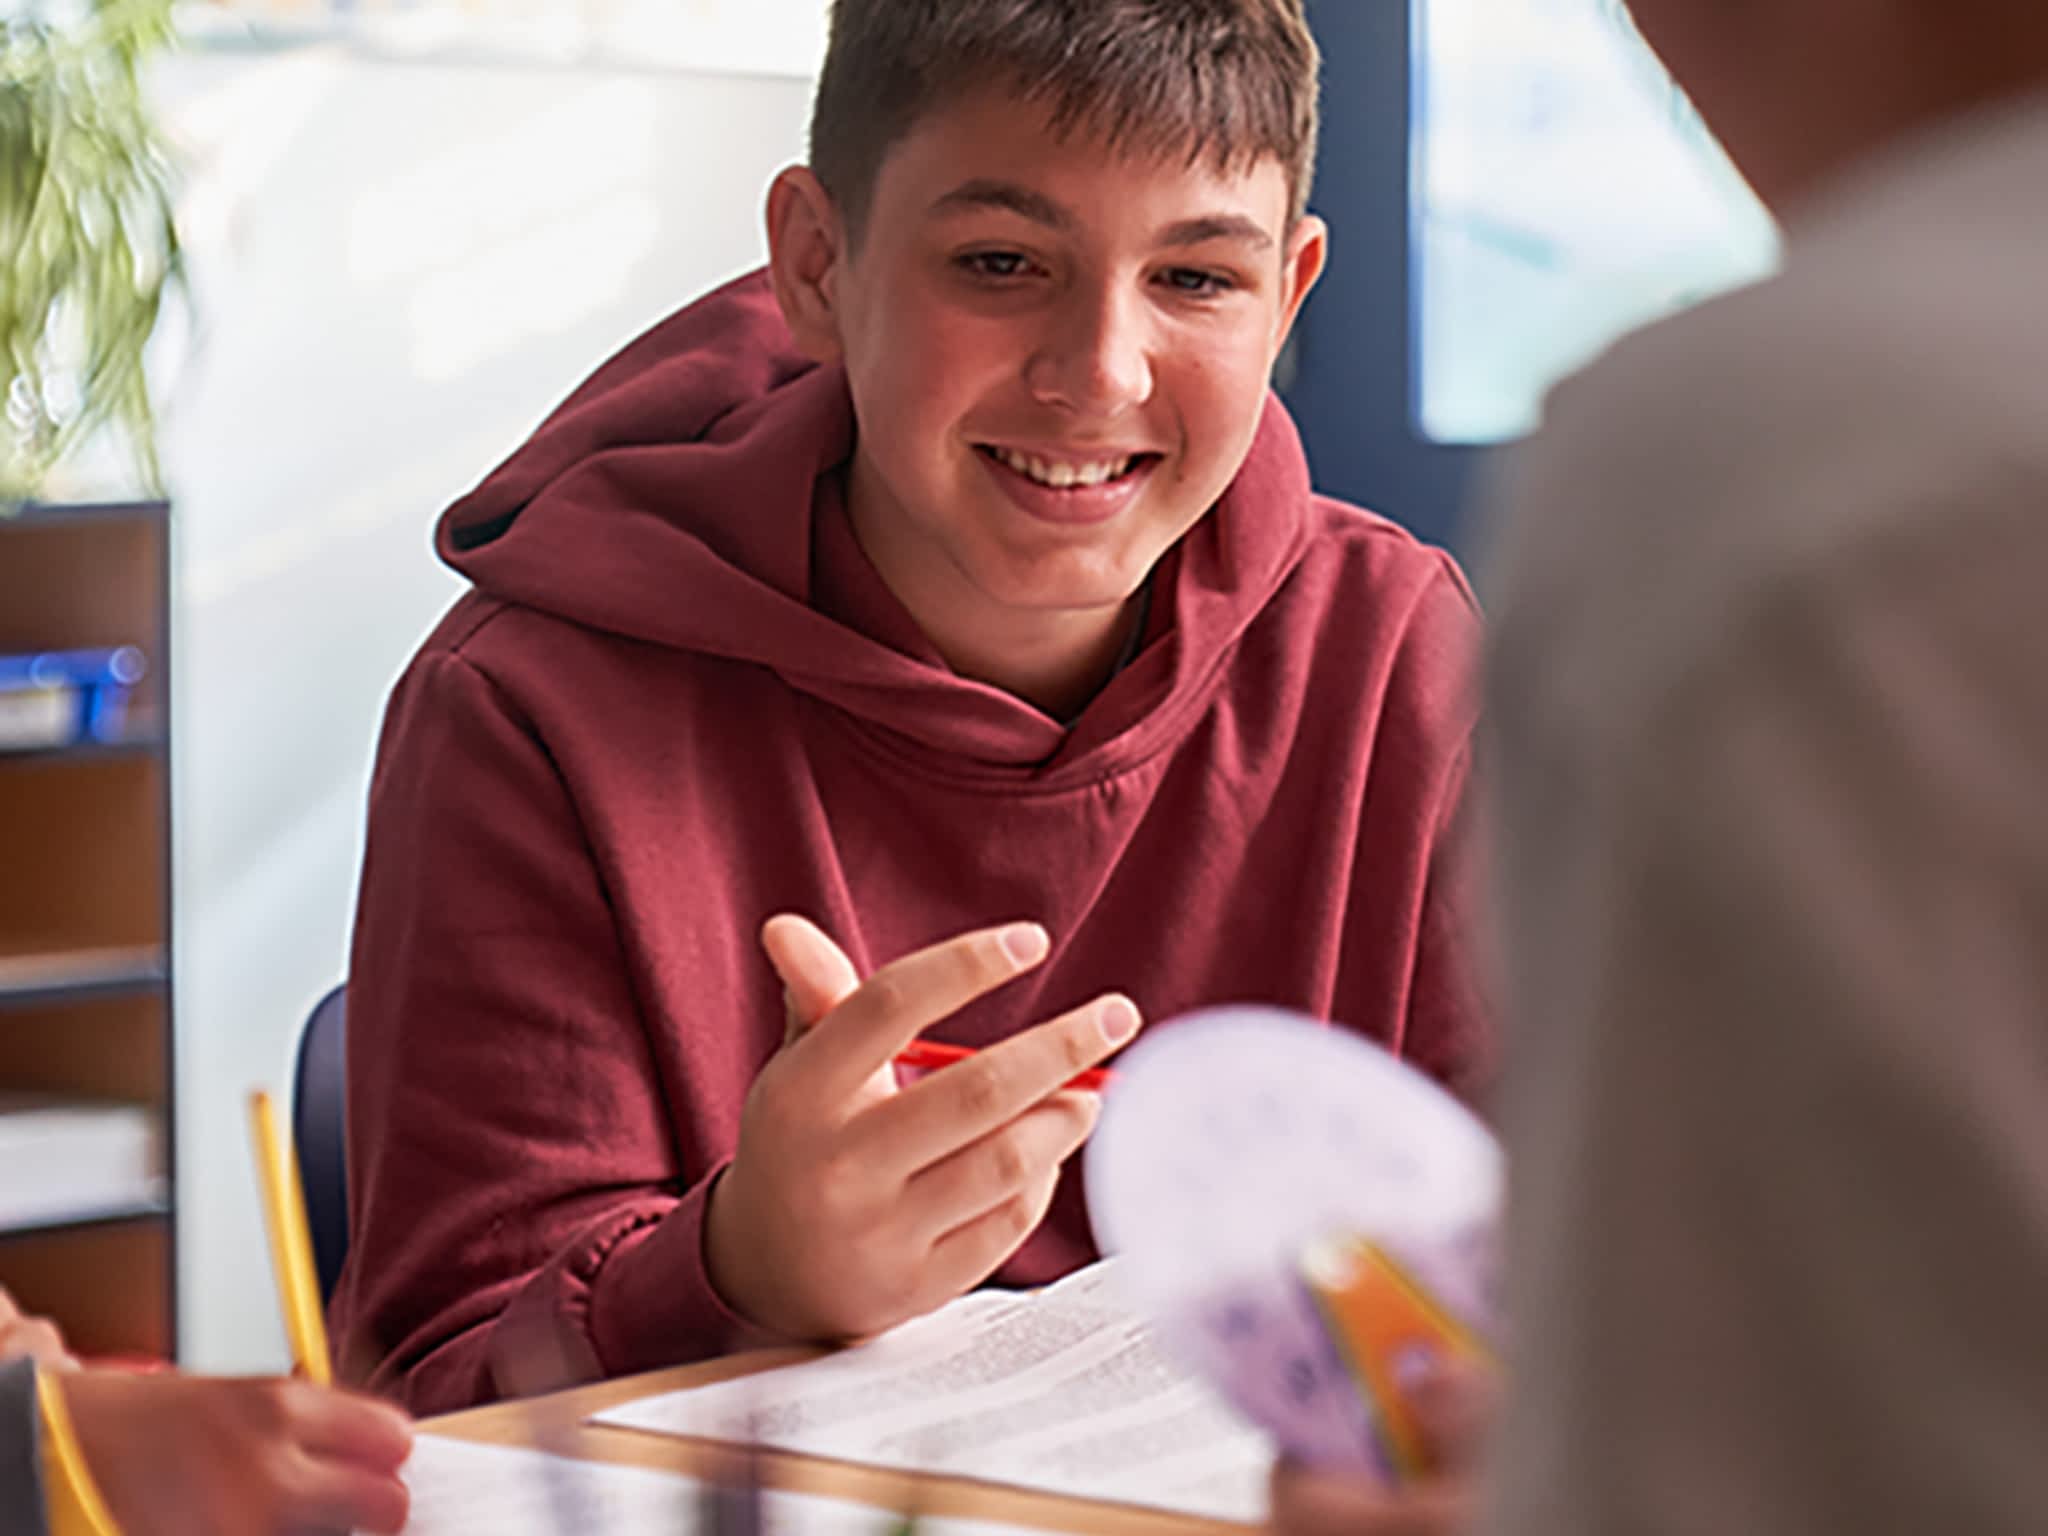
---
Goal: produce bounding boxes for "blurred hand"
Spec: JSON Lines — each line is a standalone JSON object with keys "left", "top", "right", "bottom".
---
{"left": 61, "top": 1371, "right": 414, "bottom": 1536}
{"left": 1268, "top": 1367, "right": 1495, "bottom": 1536}
{"left": 0, "top": 1286, "right": 76, "bottom": 1371}
{"left": 705, "top": 914, "right": 1137, "bottom": 1342}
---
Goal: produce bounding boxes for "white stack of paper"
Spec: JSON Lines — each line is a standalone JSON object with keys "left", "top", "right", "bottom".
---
{"left": 594, "top": 1262, "right": 1275, "bottom": 1525}
{"left": 0, "top": 1095, "right": 164, "bottom": 1230}
{"left": 393, "top": 1434, "right": 1057, "bottom": 1536}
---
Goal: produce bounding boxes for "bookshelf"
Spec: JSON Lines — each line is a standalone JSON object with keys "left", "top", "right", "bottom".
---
{"left": 0, "top": 501, "right": 174, "bottom": 1359}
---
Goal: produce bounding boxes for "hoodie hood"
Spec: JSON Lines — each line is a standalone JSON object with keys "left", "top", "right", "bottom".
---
{"left": 437, "top": 268, "right": 1314, "bottom": 775}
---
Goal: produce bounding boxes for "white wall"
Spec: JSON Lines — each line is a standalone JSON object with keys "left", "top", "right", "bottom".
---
{"left": 155, "top": 49, "right": 814, "bottom": 1370}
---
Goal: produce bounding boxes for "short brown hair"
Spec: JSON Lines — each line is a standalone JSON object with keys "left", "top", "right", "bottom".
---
{"left": 810, "top": 0, "right": 1321, "bottom": 242}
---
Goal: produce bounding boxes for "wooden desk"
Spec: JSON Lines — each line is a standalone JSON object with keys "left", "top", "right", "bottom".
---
{"left": 428, "top": 1351, "right": 1254, "bottom": 1535}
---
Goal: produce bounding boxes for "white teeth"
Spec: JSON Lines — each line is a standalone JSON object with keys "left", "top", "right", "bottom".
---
{"left": 992, "top": 447, "right": 1136, "bottom": 489}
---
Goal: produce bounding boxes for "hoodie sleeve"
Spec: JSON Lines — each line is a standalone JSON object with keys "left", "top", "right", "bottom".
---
{"left": 333, "top": 640, "right": 753, "bottom": 1415}
{"left": 1359, "top": 551, "right": 1494, "bottom": 1113}
{"left": 1404, "top": 731, "right": 1493, "bottom": 1111}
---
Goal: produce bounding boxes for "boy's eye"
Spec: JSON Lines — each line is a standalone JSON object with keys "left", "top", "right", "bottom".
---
{"left": 957, "top": 251, "right": 1035, "bottom": 280}
{"left": 1159, "top": 267, "right": 1235, "bottom": 298}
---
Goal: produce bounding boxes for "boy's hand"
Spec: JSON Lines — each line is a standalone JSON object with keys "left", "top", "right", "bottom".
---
{"left": 1267, "top": 1367, "right": 1495, "bottom": 1536}
{"left": 0, "top": 1286, "right": 76, "bottom": 1371}
{"left": 62, "top": 1370, "right": 414, "bottom": 1535}
{"left": 705, "top": 914, "right": 1138, "bottom": 1342}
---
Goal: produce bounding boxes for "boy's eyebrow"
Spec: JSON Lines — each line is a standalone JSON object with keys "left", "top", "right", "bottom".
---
{"left": 927, "top": 182, "right": 1276, "bottom": 252}
{"left": 1156, "top": 214, "right": 1275, "bottom": 252}
{"left": 929, "top": 179, "right": 1073, "bottom": 229}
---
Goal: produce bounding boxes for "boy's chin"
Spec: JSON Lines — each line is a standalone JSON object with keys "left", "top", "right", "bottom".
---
{"left": 963, "top": 548, "right": 1157, "bottom": 616}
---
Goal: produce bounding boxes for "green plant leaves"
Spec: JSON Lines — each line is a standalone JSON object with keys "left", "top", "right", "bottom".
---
{"left": 2, "top": 0, "right": 181, "bottom": 504}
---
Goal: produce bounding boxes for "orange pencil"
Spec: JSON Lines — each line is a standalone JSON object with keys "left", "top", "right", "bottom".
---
{"left": 247, "top": 1089, "right": 334, "bottom": 1386}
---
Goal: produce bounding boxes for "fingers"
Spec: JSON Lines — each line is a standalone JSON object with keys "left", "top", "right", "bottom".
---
{"left": 282, "top": 1454, "right": 412, "bottom": 1535}
{"left": 879, "top": 992, "right": 1137, "bottom": 1156}
{"left": 1269, "top": 1459, "right": 1471, "bottom": 1536}
{"left": 733, "top": 913, "right": 1138, "bottom": 1346}
{"left": 902, "top": 1094, "right": 1100, "bottom": 1246}
{"left": 782, "top": 920, "right": 1051, "bottom": 1103}
{"left": 1409, "top": 1362, "right": 1498, "bottom": 1475}
{"left": 60, "top": 1371, "right": 414, "bottom": 1536}
{"left": 761, "top": 914, "right": 863, "bottom": 1042}
{"left": 0, "top": 1310, "right": 75, "bottom": 1370}
{"left": 287, "top": 1382, "right": 414, "bottom": 1470}
{"left": 0, "top": 1284, "right": 72, "bottom": 1368}
{"left": 918, "top": 1164, "right": 1068, "bottom": 1305}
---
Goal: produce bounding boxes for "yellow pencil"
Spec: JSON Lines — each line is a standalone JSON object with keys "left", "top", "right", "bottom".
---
{"left": 247, "top": 1089, "right": 333, "bottom": 1385}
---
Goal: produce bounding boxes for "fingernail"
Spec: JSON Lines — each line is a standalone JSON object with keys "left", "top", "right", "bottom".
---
{"left": 1002, "top": 923, "right": 1050, "bottom": 966}
{"left": 1098, "top": 995, "right": 1141, "bottom": 1045}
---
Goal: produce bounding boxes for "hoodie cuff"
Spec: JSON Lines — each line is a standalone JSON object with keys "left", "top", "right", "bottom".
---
{"left": 585, "top": 1163, "right": 761, "bottom": 1377}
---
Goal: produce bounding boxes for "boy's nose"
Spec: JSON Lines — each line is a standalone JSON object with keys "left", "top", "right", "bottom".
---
{"left": 1026, "top": 291, "right": 1156, "bottom": 418}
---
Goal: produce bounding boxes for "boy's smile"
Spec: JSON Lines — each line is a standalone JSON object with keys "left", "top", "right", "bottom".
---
{"left": 770, "top": 89, "right": 1326, "bottom": 715}
{"left": 974, "top": 442, "right": 1162, "bottom": 526}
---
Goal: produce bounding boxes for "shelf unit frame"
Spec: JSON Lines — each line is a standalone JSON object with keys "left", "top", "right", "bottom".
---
{"left": 0, "top": 498, "right": 177, "bottom": 1359}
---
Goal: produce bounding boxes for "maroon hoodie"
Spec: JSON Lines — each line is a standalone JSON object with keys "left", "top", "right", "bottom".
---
{"left": 332, "top": 270, "right": 1487, "bottom": 1414}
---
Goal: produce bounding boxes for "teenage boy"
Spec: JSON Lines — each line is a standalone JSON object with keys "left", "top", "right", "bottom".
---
{"left": 1276, "top": 1, "right": 2048, "bottom": 1532}
{"left": 334, "top": 0, "right": 1489, "bottom": 1415}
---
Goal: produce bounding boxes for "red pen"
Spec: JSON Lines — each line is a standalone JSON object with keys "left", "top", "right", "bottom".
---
{"left": 893, "top": 1038, "right": 1117, "bottom": 1094}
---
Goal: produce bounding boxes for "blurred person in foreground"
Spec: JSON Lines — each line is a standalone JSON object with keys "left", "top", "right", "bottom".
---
{"left": 0, "top": 1287, "right": 411, "bottom": 1535}
{"left": 1274, "top": 0, "right": 2048, "bottom": 1531}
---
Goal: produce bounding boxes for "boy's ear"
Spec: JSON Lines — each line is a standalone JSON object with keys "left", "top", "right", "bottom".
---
{"left": 766, "top": 166, "right": 849, "bottom": 365}
{"left": 1274, "top": 213, "right": 1330, "bottom": 353}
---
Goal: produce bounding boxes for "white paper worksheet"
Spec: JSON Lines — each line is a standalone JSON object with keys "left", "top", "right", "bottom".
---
{"left": 593, "top": 1262, "right": 1274, "bottom": 1526}
{"left": 390, "top": 1433, "right": 1052, "bottom": 1535}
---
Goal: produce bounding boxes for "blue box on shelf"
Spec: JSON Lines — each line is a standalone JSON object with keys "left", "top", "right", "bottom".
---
{"left": 0, "top": 647, "right": 149, "bottom": 753}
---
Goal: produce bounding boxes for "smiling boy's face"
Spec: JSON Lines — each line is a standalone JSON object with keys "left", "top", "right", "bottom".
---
{"left": 770, "top": 88, "right": 1326, "bottom": 660}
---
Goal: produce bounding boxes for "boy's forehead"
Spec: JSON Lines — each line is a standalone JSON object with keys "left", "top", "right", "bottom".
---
{"left": 869, "top": 86, "right": 1294, "bottom": 236}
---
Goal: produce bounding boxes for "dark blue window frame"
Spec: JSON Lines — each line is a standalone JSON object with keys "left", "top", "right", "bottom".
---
{"left": 1282, "top": 0, "right": 1492, "bottom": 560}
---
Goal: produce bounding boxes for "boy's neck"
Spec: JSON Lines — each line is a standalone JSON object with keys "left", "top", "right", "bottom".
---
{"left": 936, "top": 597, "right": 1145, "bottom": 722}
{"left": 932, "top": 581, "right": 1149, "bottom": 724}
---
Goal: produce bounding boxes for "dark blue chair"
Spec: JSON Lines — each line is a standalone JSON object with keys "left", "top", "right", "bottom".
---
{"left": 292, "top": 983, "right": 350, "bottom": 1306}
